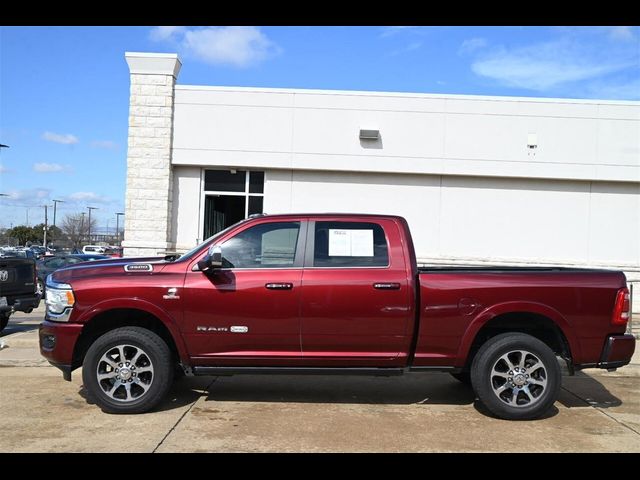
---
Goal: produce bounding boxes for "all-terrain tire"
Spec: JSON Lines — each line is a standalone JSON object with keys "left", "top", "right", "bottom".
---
{"left": 82, "top": 327, "right": 174, "bottom": 414}
{"left": 470, "top": 332, "right": 561, "bottom": 420}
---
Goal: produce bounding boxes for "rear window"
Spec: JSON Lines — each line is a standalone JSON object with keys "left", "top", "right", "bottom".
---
{"left": 313, "top": 221, "right": 389, "bottom": 268}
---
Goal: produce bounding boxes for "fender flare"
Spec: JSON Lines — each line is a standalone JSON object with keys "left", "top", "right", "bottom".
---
{"left": 76, "top": 298, "right": 191, "bottom": 364}
{"left": 456, "top": 301, "right": 581, "bottom": 367}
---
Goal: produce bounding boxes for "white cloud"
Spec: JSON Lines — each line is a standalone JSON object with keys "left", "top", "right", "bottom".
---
{"left": 2, "top": 188, "right": 51, "bottom": 203}
{"left": 90, "top": 140, "right": 118, "bottom": 150}
{"left": 66, "top": 191, "right": 111, "bottom": 204}
{"left": 459, "top": 37, "right": 488, "bottom": 55}
{"left": 150, "top": 26, "right": 280, "bottom": 68}
{"left": 42, "top": 131, "right": 79, "bottom": 145}
{"left": 33, "top": 162, "right": 72, "bottom": 173}
{"left": 149, "top": 26, "right": 186, "bottom": 42}
{"left": 608, "top": 26, "right": 635, "bottom": 41}
{"left": 471, "top": 40, "right": 635, "bottom": 91}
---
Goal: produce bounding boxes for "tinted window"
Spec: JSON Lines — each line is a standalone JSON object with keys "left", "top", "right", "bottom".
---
{"left": 221, "top": 222, "right": 300, "bottom": 269}
{"left": 204, "top": 169, "right": 246, "bottom": 192}
{"left": 45, "top": 258, "right": 66, "bottom": 269}
{"left": 249, "top": 171, "right": 264, "bottom": 193}
{"left": 313, "top": 221, "right": 388, "bottom": 268}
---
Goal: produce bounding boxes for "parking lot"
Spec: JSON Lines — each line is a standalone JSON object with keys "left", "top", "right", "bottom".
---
{"left": 1, "top": 306, "right": 639, "bottom": 453}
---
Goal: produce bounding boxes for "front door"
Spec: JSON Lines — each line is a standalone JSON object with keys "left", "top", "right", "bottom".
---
{"left": 182, "top": 220, "right": 306, "bottom": 366}
{"left": 300, "top": 219, "right": 414, "bottom": 367}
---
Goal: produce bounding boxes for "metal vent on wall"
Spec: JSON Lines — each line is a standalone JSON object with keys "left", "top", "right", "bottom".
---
{"left": 359, "top": 129, "right": 380, "bottom": 140}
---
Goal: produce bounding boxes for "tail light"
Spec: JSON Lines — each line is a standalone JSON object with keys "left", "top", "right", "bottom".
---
{"left": 611, "top": 287, "right": 630, "bottom": 326}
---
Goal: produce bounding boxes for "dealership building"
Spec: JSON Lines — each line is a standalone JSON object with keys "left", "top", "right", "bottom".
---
{"left": 122, "top": 52, "right": 640, "bottom": 311}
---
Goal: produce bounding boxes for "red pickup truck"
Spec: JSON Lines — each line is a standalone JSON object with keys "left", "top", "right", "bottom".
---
{"left": 39, "top": 214, "right": 635, "bottom": 420}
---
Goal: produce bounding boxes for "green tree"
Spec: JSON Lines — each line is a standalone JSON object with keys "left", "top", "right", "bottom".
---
{"left": 6, "top": 225, "right": 37, "bottom": 245}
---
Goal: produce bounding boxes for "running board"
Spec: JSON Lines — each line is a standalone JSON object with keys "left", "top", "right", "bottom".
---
{"left": 191, "top": 366, "right": 405, "bottom": 376}
{"left": 191, "top": 366, "right": 456, "bottom": 376}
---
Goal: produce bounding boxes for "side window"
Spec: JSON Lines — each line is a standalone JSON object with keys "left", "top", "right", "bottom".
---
{"left": 313, "top": 221, "right": 389, "bottom": 268}
{"left": 220, "top": 222, "right": 300, "bottom": 269}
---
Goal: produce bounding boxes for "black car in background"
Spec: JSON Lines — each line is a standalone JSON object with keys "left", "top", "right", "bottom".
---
{"left": 35, "top": 254, "right": 110, "bottom": 295}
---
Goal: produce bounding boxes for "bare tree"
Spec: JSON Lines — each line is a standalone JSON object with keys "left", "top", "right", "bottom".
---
{"left": 61, "top": 213, "right": 96, "bottom": 248}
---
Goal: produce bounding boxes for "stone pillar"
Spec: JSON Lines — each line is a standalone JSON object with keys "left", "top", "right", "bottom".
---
{"left": 122, "top": 52, "right": 181, "bottom": 257}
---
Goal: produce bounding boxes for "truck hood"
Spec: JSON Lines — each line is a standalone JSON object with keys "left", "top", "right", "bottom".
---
{"left": 49, "top": 256, "right": 171, "bottom": 284}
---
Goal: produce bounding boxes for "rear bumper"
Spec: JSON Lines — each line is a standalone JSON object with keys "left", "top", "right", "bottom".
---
{"left": 39, "top": 321, "right": 84, "bottom": 380}
{"left": 0, "top": 294, "right": 41, "bottom": 314}
{"left": 598, "top": 334, "right": 636, "bottom": 369}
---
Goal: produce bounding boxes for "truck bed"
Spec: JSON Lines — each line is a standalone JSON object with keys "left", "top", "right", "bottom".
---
{"left": 415, "top": 267, "right": 627, "bottom": 368}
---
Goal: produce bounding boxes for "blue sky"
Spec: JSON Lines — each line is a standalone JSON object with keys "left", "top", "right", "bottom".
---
{"left": 1, "top": 26, "right": 639, "bottom": 230}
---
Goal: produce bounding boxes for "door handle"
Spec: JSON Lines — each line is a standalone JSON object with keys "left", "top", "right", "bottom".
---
{"left": 373, "top": 282, "right": 401, "bottom": 290}
{"left": 265, "top": 283, "right": 294, "bottom": 290}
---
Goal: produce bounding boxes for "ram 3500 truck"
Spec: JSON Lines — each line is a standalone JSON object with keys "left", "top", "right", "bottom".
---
{"left": 40, "top": 214, "right": 635, "bottom": 419}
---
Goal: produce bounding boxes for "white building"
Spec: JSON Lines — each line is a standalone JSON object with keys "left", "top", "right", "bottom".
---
{"left": 122, "top": 52, "right": 640, "bottom": 311}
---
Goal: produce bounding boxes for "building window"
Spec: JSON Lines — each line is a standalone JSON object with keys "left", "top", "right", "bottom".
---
{"left": 202, "top": 169, "right": 264, "bottom": 239}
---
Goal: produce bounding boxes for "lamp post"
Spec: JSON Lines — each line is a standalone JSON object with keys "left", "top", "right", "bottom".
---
{"left": 115, "top": 212, "right": 124, "bottom": 247}
{"left": 87, "top": 206, "right": 98, "bottom": 244}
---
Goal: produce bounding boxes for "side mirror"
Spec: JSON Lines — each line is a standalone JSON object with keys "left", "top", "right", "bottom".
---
{"left": 197, "top": 245, "right": 223, "bottom": 271}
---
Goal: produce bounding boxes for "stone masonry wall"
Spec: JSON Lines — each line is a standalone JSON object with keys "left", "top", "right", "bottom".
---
{"left": 123, "top": 73, "right": 176, "bottom": 257}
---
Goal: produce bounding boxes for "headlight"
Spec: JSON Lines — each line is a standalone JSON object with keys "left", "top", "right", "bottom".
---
{"left": 45, "top": 276, "right": 75, "bottom": 318}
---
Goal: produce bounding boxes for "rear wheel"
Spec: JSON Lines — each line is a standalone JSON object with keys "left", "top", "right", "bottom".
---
{"left": 82, "top": 327, "right": 174, "bottom": 414}
{"left": 471, "top": 333, "right": 561, "bottom": 420}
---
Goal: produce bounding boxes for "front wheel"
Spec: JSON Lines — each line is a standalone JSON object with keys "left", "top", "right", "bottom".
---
{"left": 36, "top": 278, "right": 44, "bottom": 297}
{"left": 471, "top": 333, "right": 561, "bottom": 420}
{"left": 82, "top": 327, "right": 174, "bottom": 414}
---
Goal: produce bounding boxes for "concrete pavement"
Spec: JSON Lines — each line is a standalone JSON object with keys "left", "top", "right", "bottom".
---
{"left": 1, "top": 306, "right": 639, "bottom": 452}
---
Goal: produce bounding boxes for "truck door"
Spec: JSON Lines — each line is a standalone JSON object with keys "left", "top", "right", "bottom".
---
{"left": 300, "top": 219, "right": 414, "bottom": 367}
{"left": 182, "top": 220, "right": 306, "bottom": 366}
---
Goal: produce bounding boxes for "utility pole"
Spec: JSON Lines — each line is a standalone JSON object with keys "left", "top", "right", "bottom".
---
{"left": 52, "top": 199, "right": 64, "bottom": 245}
{"left": 43, "top": 204, "right": 48, "bottom": 248}
{"left": 80, "top": 212, "right": 86, "bottom": 247}
{"left": 87, "top": 206, "right": 98, "bottom": 244}
{"left": 116, "top": 212, "right": 124, "bottom": 247}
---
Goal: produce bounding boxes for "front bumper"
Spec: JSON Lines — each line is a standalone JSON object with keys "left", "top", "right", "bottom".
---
{"left": 0, "top": 294, "right": 41, "bottom": 314}
{"left": 39, "top": 320, "right": 84, "bottom": 381}
{"left": 599, "top": 334, "right": 636, "bottom": 369}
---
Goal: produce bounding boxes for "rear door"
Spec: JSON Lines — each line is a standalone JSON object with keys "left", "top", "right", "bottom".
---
{"left": 299, "top": 218, "right": 414, "bottom": 367}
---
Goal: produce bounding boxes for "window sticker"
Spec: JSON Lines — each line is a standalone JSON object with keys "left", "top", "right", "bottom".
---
{"left": 328, "top": 229, "right": 374, "bottom": 257}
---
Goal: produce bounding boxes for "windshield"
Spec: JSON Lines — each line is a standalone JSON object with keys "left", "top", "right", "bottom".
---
{"left": 175, "top": 219, "right": 250, "bottom": 262}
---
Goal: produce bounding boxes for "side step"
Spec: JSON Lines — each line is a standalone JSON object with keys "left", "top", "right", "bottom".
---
{"left": 191, "top": 366, "right": 406, "bottom": 376}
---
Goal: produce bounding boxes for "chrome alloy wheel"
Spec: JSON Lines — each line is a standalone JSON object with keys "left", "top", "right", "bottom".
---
{"left": 96, "top": 344, "right": 154, "bottom": 402}
{"left": 490, "top": 350, "right": 548, "bottom": 407}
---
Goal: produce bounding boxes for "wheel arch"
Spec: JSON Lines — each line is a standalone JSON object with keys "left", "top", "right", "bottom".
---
{"left": 73, "top": 300, "right": 190, "bottom": 369}
{"left": 456, "top": 301, "right": 580, "bottom": 370}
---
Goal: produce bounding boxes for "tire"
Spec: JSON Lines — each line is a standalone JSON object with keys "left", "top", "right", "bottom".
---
{"left": 470, "top": 333, "right": 561, "bottom": 420}
{"left": 0, "top": 313, "right": 9, "bottom": 333}
{"left": 450, "top": 372, "right": 472, "bottom": 385}
{"left": 82, "top": 327, "right": 174, "bottom": 414}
